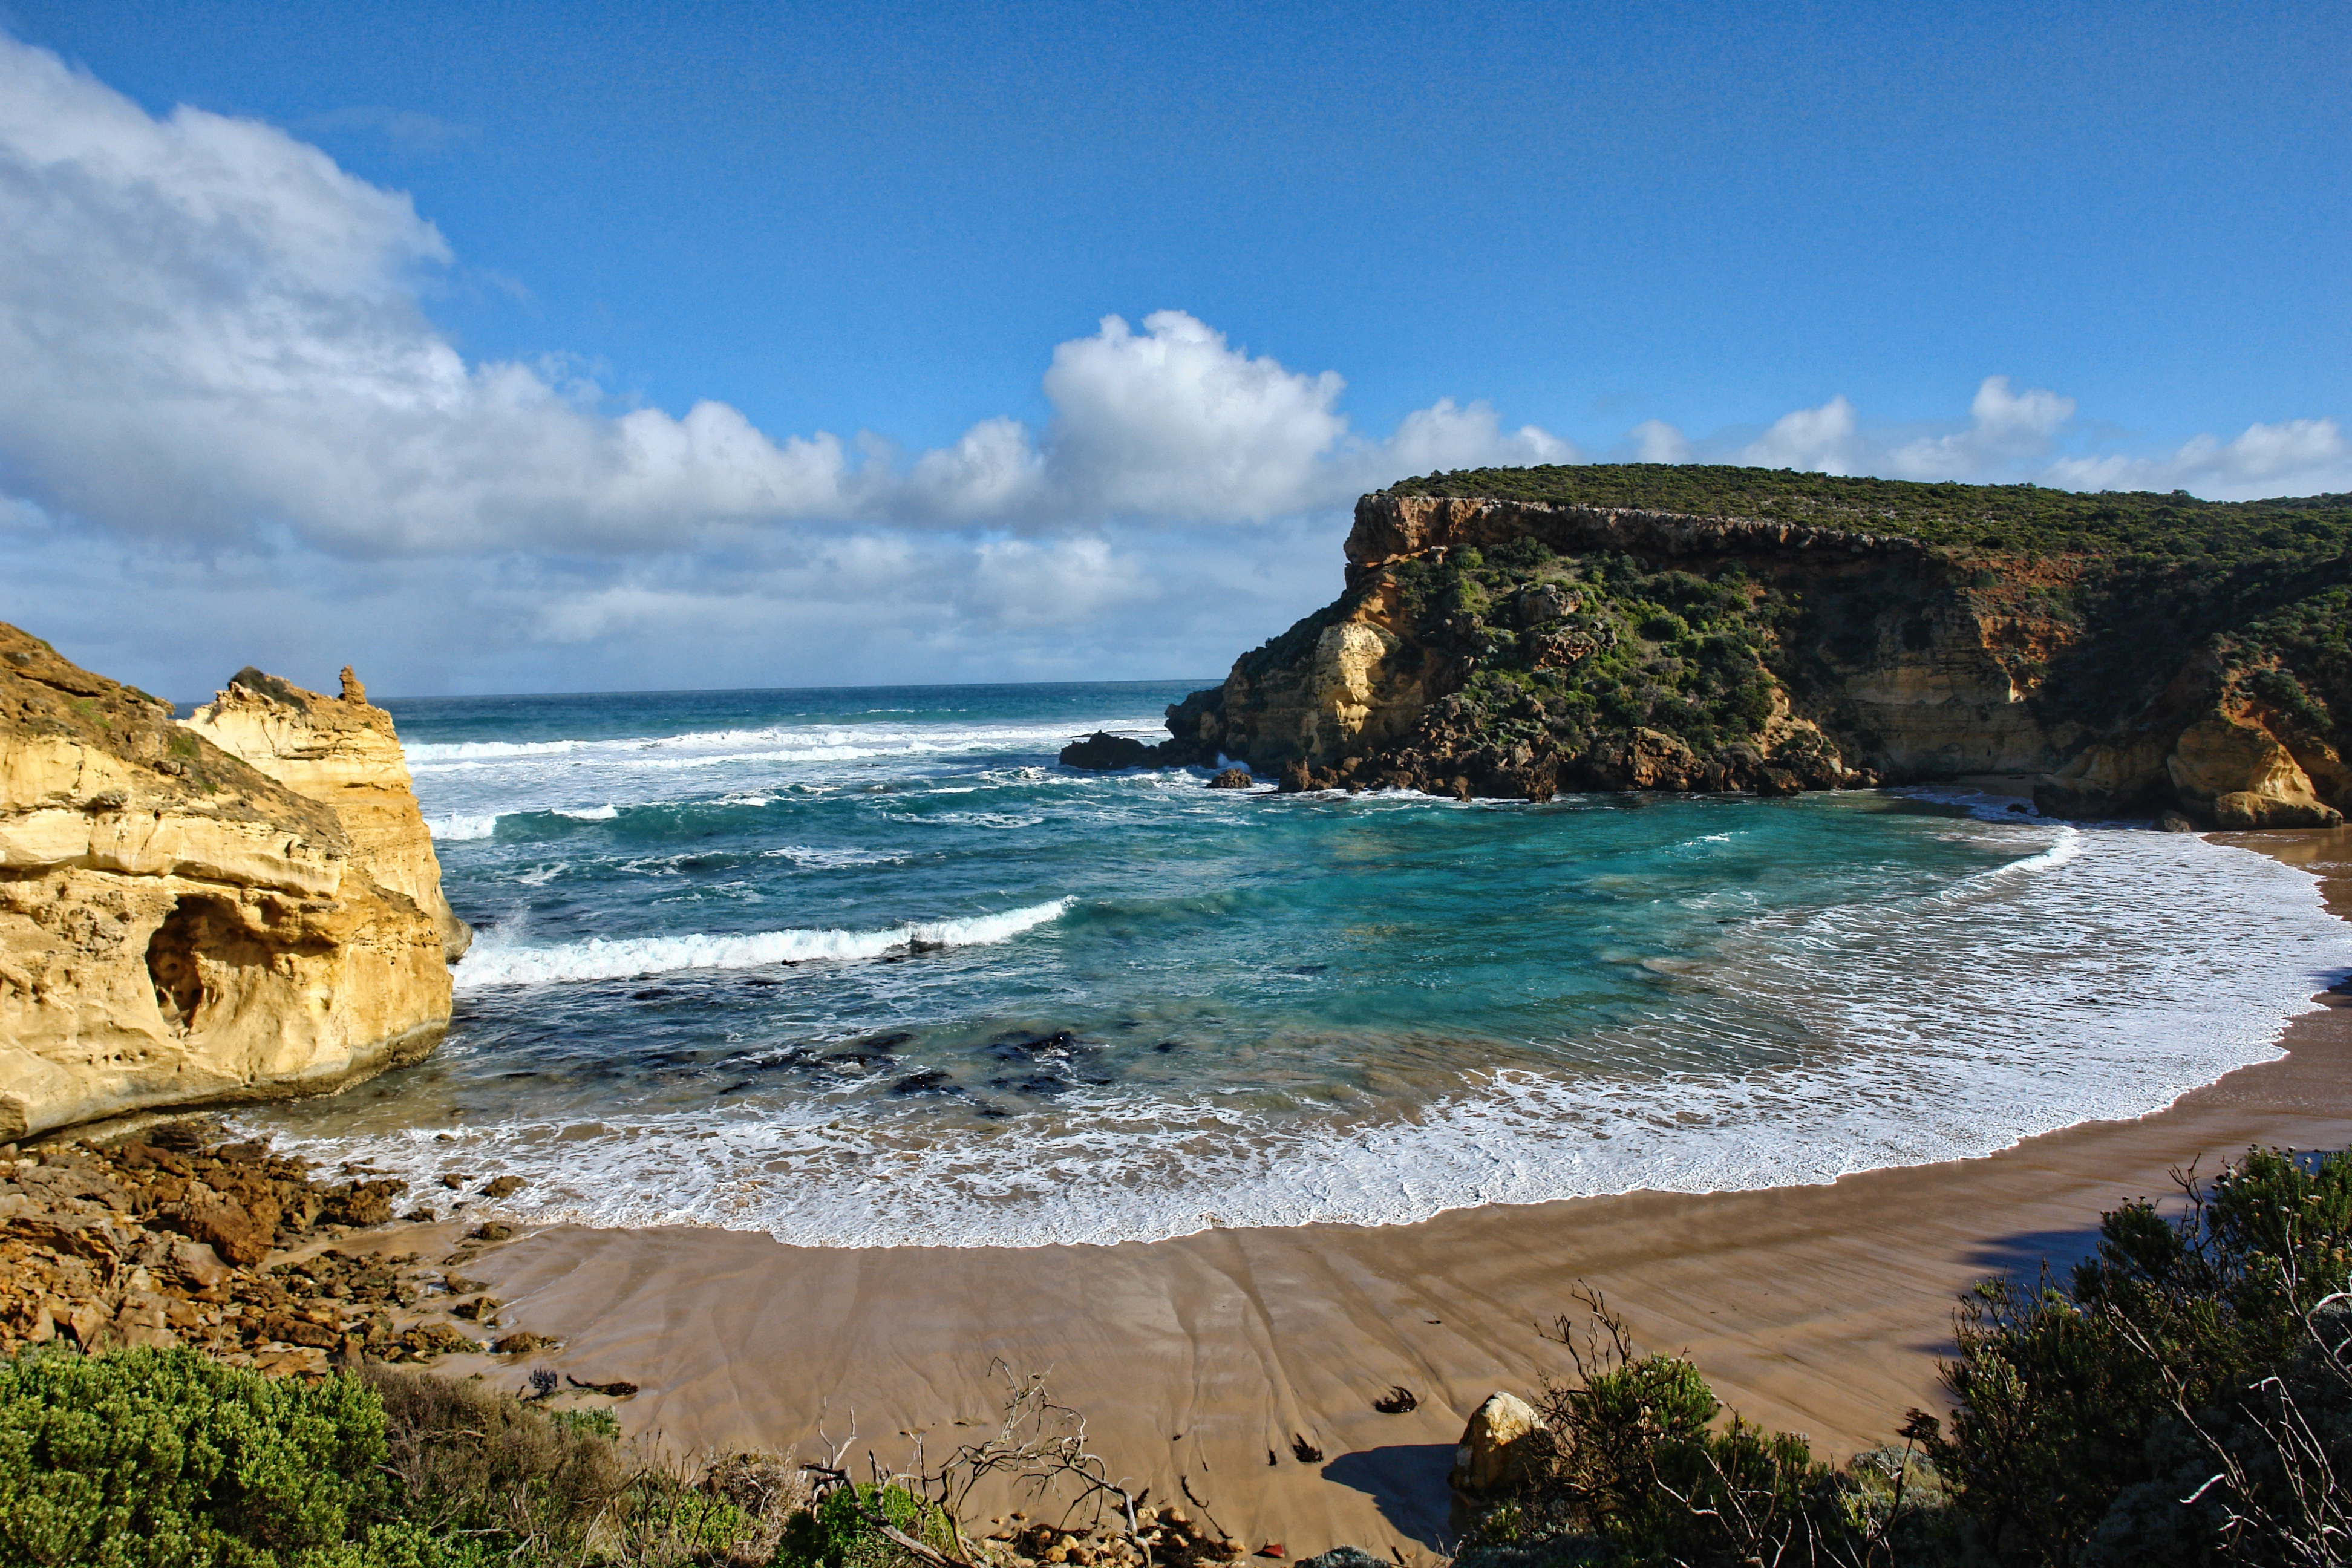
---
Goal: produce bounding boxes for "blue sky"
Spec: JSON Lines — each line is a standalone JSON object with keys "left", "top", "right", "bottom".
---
{"left": 0, "top": 1, "right": 2345, "bottom": 698}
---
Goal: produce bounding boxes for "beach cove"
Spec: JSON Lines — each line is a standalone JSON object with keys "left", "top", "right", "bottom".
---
{"left": 332, "top": 829, "right": 2351, "bottom": 1558}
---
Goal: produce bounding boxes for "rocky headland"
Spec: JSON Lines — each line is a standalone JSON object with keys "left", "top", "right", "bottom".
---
{"left": 0, "top": 624, "right": 462, "bottom": 1139}
{"left": 1073, "top": 466, "right": 2352, "bottom": 826}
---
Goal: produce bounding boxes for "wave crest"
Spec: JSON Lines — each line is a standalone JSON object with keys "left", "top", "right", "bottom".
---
{"left": 452, "top": 899, "right": 1072, "bottom": 990}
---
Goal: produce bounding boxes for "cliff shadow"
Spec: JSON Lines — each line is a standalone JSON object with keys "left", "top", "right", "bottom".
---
{"left": 1320, "top": 1443, "right": 1455, "bottom": 1549}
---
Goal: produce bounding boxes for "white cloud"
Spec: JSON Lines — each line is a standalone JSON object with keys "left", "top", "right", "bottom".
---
{"left": 1884, "top": 376, "right": 2076, "bottom": 480}
{"left": 1741, "top": 396, "right": 1860, "bottom": 474}
{"left": 1686, "top": 381, "right": 2344, "bottom": 501}
{"left": 2045, "top": 417, "right": 2350, "bottom": 497}
{"left": 1629, "top": 419, "right": 1690, "bottom": 464}
{"left": 1037, "top": 310, "right": 1348, "bottom": 518}
{"left": 1376, "top": 397, "right": 1576, "bottom": 477}
{"left": 0, "top": 33, "right": 1564, "bottom": 558}
{"left": 2, "top": 30, "right": 2346, "bottom": 701}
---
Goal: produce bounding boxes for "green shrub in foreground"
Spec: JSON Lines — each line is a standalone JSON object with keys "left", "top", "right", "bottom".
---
{"left": 773, "top": 1481, "right": 957, "bottom": 1568}
{"left": 0, "top": 1345, "right": 818, "bottom": 1567}
{"left": 0, "top": 1344, "right": 387, "bottom": 1567}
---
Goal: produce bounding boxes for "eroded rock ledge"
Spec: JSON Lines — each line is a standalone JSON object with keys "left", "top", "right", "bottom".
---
{"left": 0, "top": 624, "right": 460, "bottom": 1138}
{"left": 1070, "top": 486, "right": 2351, "bottom": 825}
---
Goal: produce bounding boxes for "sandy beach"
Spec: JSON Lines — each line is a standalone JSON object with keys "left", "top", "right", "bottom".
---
{"left": 418, "top": 826, "right": 2352, "bottom": 1558}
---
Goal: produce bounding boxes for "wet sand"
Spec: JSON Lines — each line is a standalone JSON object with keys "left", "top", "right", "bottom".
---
{"left": 451, "top": 827, "right": 2352, "bottom": 1557}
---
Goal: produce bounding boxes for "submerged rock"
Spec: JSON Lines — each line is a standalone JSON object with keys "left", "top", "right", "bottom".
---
{"left": 0, "top": 624, "right": 462, "bottom": 1139}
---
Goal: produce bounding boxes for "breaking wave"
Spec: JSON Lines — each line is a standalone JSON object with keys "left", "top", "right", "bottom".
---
{"left": 452, "top": 899, "right": 1073, "bottom": 990}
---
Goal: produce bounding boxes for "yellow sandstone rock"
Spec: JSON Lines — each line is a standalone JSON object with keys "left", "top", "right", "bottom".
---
{"left": 2167, "top": 717, "right": 2344, "bottom": 829}
{"left": 185, "top": 665, "right": 472, "bottom": 959}
{"left": 1448, "top": 1390, "right": 1548, "bottom": 1500}
{"left": 0, "top": 624, "right": 457, "bottom": 1140}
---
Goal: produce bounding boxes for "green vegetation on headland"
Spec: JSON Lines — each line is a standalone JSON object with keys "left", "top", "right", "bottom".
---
{"left": 1386, "top": 465, "right": 2352, "bottom": 564}
{"left": 1124, "top": 466, "right": 2352, "bottom": 822}
{"left": 11, "top": 1145, "right": 2352, "bottom": 1566}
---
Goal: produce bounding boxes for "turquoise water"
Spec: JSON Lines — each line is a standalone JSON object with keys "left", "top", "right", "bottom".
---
{"left": 246, "top": 682, "right": 2352, "bottom": 1247}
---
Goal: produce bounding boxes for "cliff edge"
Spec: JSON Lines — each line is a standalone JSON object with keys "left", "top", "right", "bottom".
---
{"left": 1122, "top": 467, "right": 2351, "bottom": 825}
{"left": 0, "top": 624, "right": 457, "bottom": 1139}
{"left": 185, "top": 666, "right": 472, "bottom": 961}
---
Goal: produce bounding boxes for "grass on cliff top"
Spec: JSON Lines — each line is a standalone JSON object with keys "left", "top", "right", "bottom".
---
{"left": 1385, "top": 463, "right": 2352, "bottom": 561}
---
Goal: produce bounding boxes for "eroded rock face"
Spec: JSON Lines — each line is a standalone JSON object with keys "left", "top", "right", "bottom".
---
{"left": 0, "top": 626, "right": 455, "bottom": 1140}
{"left": 185, "top": 665, "right": 472, "bottom": 959}
{"left": 1172, "top": 493, "right": 2071, "bottom": 800}
{"left": 2168, "top": 718, "right": 2344, "bottom": 829}
{"left": 1167, "top": 489, "right": 2352, "bottom": 818}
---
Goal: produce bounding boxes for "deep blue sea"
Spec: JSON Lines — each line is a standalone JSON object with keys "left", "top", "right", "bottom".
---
{"left": 243, "top": 682, "right": 2352, "bottom": 1247}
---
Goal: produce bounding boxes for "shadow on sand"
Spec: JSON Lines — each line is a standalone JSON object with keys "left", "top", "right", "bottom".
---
{"left": 1321, "top": 1443, "right": 1455, "bottom": 1549}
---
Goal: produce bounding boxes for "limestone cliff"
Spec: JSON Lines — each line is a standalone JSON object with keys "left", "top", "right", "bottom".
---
{"left": 185, "top": 667, "right": 471, "bottom": 961}
{"left": 1120, "top": 469, "right": 2352, "bottom": 825}
{"left": 0, "top": 625, "right": 455, "bottom": 1140}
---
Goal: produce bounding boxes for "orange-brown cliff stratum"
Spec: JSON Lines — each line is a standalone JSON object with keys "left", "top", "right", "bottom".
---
{"left": 0, "top": 624, "right": 460, "bottom": 1139}
{"left": 1071, "top": 466, "right": 2352, "bottom": 827}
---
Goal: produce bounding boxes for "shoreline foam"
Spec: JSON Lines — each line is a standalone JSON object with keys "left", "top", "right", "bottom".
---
{"left": 327, "top": 827, "right": 2352, "bottom": 1559}
{"left": 273, "top": 822, "right": 2350, "bottom": 1250}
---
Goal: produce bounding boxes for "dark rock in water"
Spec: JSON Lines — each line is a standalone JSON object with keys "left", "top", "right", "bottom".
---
{"left": 988, "top": 1030, "right": 1080, "bottom": 1060}
{"left": 1207, "top": 767, "right": 1255, "bottom": 789}
{"left": 889, "top": 1070, "right": 958, "bottom": 1096}
{"left": 1060, "top": 731, "right": 1158, "bottom": 770}
{"left": 1001, "top": 1074, "right": 1070, "bottom": 1097}
{"left": 2157, "top": 809, "right": 2199, "bottom": 832}
{"left": 1278, "top": 760, "right": 1313, "bottom": 794}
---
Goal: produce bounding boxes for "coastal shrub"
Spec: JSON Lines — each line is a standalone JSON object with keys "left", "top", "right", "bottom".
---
{"left": 367, "top": 1363, "right": 629, "bottom": 1555}
{"left": 772, "top": 1481, "right": 957, "bottom": 1568}
{"left": 1918, "top": 1146, "right": 2352, "bottom": 1565}
{"left": 1386, "top": 463, "right": 2352, "bottom": 563}
{"left": 0, "top": 1344, "right": 385, "bottom": 1567}
{"left": 1454, "top": 1302, "right": 1942, "bottom": 1568}
{"left": 0, "top": 1344, "right": 809, "bottom": 1567}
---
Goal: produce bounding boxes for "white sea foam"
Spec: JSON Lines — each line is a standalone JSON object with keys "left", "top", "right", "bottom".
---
{"left": 277, "top": 829, "right": 2351, "bottom": 1249}
{"left": 400, "top": 713, "right": 1171, "bottom": 831}
{"left": 425, "top": 814, "right": 498, "bottom": 840}
{"left": 762, "top": 846, "right": 906, "bottom": 869}
{"left": 451, "top": 899, "right": 1071, "bottom": 990}
{"left": 554, "top": 804, "right": 619, "bottom": 821}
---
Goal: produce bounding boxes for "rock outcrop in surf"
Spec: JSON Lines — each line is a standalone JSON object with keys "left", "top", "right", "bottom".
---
{"left": 1089, "top": 468, "right": 2352, "bottom": 823}
{"left": 0, "top": 624, "right": 460, "bottom": 1139}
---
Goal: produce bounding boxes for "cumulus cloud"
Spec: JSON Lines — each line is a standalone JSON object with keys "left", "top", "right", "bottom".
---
{"left": 2046, "top": 417, "right": 2351, "bottom": 496}
{"left": 1741, "top": 396, "right": 1860, "bottom": 474}
{"left": 1037, "top": 310, "right": 1348, "bottom": 517}
{"left": 0, "top": 34, "right": 1567, "bottom": 558}
{"left": 1883, "top": 377, "right": 2077, "bottom": 480}
{"left": 1629, "top": 419, "right": 1691, "bottom": 465}
{"left": 2, "top": 28, "right": 2345, "bottom": 700}
{"left": 1635, "top": 379, "right": 2345, "bottom": 501}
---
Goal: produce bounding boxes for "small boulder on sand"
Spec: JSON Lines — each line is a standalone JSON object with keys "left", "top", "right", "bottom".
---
{"left": 1448, "top": 1390, "right": 1549, "bottom": 1499}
